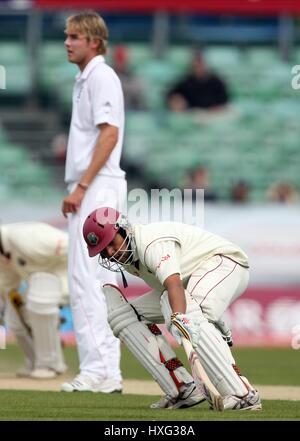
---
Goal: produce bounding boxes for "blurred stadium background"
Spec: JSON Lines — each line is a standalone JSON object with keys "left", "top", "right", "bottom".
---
{"left": 0, "top": 0, "right": 300, "bottom": 350}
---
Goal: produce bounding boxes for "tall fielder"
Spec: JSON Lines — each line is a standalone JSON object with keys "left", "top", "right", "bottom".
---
{"left": 0, "top": 222, "right": 68, "bottom": 379}
{"left": 82, "top": 207, "right": 262, "bottom": 410}
{"left": 61, "top": 11, "right": 126, "bottom": 393}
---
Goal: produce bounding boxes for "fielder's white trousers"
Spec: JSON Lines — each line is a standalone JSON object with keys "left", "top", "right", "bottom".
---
{"left": 67, "top": 174, "right": 127, "bottom": 381}
{"left": 131, "top": 254, "right": 249, "bottom": 324}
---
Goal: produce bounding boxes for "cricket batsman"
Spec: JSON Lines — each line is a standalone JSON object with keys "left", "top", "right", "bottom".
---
{"left": 82, "top": 206, "right": 262, "bottom": 410}
{"left": 0, "top": 222, "right": 68, "bottom": 379}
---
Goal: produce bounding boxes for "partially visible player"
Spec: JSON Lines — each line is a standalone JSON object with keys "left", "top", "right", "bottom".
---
{"left": 61, "top": 11, "right": 126, "bottom": 393}
{"left": 0, "top": 222, "right": 68, "bottom": 379}
{"left": 82, "top": 207, "right": 262, "bottom": 410}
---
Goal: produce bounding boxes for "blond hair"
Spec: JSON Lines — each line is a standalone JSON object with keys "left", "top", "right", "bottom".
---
{"left": 66, "top": 11, "right": 109, "bottom": 55}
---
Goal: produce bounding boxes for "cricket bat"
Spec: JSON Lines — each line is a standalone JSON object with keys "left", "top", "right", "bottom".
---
{"left": 182, "top": 337, "right": 224, "bottom": 411}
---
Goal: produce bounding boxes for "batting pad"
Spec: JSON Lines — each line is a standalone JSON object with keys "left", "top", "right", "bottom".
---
{"left": 103, "top": 284, "right": 193, "bottom": 398}
{"left": 27, "top": 310, "right": 66, "bottom": 371}
{"left": 5, "top": 298, "right": 35, "bottom": 368}
{"left": 26, "top": 272, "right": 63, "bottom": 315}
{"left": 160, "top": 291, "right": 247, "bottom": 397}
{"left": 187, "top": 315, "right": 248, "bottom": 397}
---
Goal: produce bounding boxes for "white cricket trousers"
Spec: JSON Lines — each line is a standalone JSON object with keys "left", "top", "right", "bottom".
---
{"left": 67, "top": 174, "right": 127, "bottom": 381}
{"left": 186, "top": 254, "right": 249, "bottom": 322}
{"left": 131, "top": 254, "right": 249, "bottom": 325}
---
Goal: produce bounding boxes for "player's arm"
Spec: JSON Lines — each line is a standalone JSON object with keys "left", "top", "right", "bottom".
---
{"left": 62, "top": 67, "right": 121, "bottom": 218}
{"left": 146, "top": 242, "right": 196, "bottom": 346}
{"left": 145, "top": 240, "right": 185, "bottom": 313}
{"left": 0, "top": 272, "right": 21, "bottom": 302}
{"left": 62, "top": 123, "right": 118, "bottom": 217}
{"left": 163, "top": 273, "right": 186, "bottom": 314}
{"left": 79, "top": 123, "right": 118, "bottom": 186}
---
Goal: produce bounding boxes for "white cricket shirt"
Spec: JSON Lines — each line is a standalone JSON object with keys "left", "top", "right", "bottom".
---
{"left": 0, "top": 222, "right": 68, "bottom": 296}
{"left": 65, "top": 55, "right": 125, "bottom": 183}
{"left": 125, "top": 222, "right": 249, "bottom": 292}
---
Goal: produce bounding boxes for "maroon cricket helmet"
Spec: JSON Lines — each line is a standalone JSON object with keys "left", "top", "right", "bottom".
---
{"left": 83, "top": 207, "right": 120, "bottom": 257}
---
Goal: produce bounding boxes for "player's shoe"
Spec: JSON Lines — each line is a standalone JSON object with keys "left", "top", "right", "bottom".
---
{"left": 30, "top": 368, "right": 57, "bottom": 379}
{"left": 60, "top": 374, "right": 122, "bottom": 393}
{"left": 94, "top": 378, "right": 122, "bottom": 393}
{"left": 16, "top": 365, "right": 33, "bottom": 378}
{"left": 150, "top": 381, "right": 206, "bottom": 409}
{"left": 223, "top": 389, "right": 262, "bottom": 411}
{"left": 224, "top": 375, "right": 262, "bottom": 411}
{"left": 202, "top": 375, "right": 261, "bottom": 411}
{"left": 30, "top": 363, "right": 67, "bottom": 380}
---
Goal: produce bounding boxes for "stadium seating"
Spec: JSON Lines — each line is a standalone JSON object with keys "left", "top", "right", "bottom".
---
{"left": 1, "top": 42, "right": 299, "bottom": 201}
{"left": 125, "top": 95, "right": 300, "bottom": 200}
{"left": 121, "top": 46, "right": 300, "bottom": 200}
{"left": 4, "top": 41, "right": 295, "bottom": 110}
{"left": 0, "top": 42, "right": 31, "bottom": 97}
{"left": 0, "top": 139, "right": 55, "bottom": 200}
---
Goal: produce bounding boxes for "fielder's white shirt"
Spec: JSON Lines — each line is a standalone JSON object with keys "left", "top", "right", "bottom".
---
{"left": 126, "top": 222, "right": 249, "bottom": 292}
{"left": 0, "top": 222, "right": 68, "bottom": 297}
{"left": 65, "top": 55, "right": 125, "bottom": 183}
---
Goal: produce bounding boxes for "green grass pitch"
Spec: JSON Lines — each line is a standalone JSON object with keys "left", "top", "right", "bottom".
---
{"left": 0, "top": 344, "right": 299, "bottom": 420}
{"left": 0, "top": 391, "right": 300, "bottom": 421}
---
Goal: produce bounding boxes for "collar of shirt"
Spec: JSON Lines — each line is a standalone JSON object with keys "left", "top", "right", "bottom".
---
{"left": 75, "top": 55, "right": 105, "bottom": 82}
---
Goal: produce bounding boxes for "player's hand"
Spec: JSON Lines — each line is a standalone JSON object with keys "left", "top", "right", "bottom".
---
{"left": 62, "top": 186, "right": 86, "bottom": 218}
{"left": 214, "top": 319, "right": 233, "bottom": 347}
{"left": 9, "top": 290, "right": 24, "bottom": 308}
{"left": 170, "top": 312, "right": 194, "bottom": 345}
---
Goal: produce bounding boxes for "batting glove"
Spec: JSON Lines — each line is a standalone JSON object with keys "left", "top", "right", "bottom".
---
{"left": 170, "top": 312, "right": 194, "bottom": 345}
{"left": 214, "top": 319, "right": 233, "bottom": 347}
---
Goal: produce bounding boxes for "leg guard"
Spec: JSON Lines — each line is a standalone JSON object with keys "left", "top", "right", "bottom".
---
{"left": 26, "top": 273, "right": 67, "bottom": 372}
{"left": 103, "top": 284, "right": 193, "bottom": 399}
{"left": 27, "top": 312, "right": 66, "bottom": 373}
{"left": 0, "top": 295, "right": 5, "bottom": 326}
{"left": 161, "top": 291, "right": 248, "bottom": 398}
{"left": 212, "top": 318, "right": 236, "bottom": 366}
{"left": 5, "top": 293, "right": 34, "bottom": 371}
